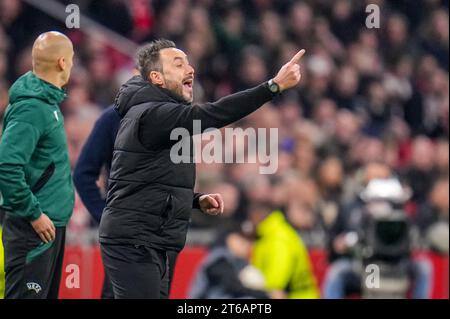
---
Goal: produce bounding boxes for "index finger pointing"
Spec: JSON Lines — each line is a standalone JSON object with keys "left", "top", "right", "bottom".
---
{"left": 290, "top": 49, "right": 306, "bottom": 64}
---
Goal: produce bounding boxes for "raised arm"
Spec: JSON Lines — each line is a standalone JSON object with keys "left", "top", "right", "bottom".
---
{"left": 139, "top": 49, "right": 306, "bottom": 147}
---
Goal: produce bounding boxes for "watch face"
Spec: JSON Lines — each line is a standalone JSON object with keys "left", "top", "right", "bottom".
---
{"left": 270, "top": 83, "right": 279, "bottom": 93}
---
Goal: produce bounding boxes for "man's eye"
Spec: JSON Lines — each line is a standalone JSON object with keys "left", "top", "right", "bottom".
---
{"left": 176, "top": 64, "right": 183, "bottom": 68}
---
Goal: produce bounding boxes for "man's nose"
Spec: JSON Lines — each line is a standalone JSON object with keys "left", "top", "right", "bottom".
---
{"left": 187, "top": 65, "right": 195, "bottom": 77}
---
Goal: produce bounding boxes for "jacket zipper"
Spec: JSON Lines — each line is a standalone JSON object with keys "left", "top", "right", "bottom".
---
{"left": 159, "top": 194, "right": 173, "bottom": 231}
{"left": 31, "top": 162, "right": 55, "bottom": 194}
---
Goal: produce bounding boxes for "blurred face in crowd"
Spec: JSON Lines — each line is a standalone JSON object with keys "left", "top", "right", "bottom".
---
{"left": 243, "top": 174, "right": 271, "bottom": 203}
{"left": 160, "top": 0, "right": 188, "bottom": 36}
{"left": 287, "top": 200, "right": 315, "bottom": 230}
{"left": 290, "top": 2, "right": 312, "bottom": 34}
{"left": 65, "top": 107, "right": 100, "bottom": 166}
{"left": 411, "top": 137, "right": 435, "bottom": 171}
{"left": 0, "top": 80, "right": 8, "bottom": 115}
{"left": 358, "top": 30, "right": 379, "bottom": 50}
{"left": 386, "top": 14, "right": 408, "bottom": 46}
{"left": 318, "top": 157, "right": 344, "bottom": 191}
{"left": 368, "top": 82, "right": 387, "bottom": 105}
{"left": 362, "top": 138, "right": 385, "bottom": 163}
{"left": 430, "top": 9, "right": 449, "bottom": 41}
{"left": 335, "top": 110, "right": 360, "bottom": 143}
{"left": 224, "top": 8, "right": 244, "bottom": 36}
{"left": 364, "top": 162, "right": 392, "bottom": 185}
{"left": 333, "top": 0, "right": 352, "bottom": 20}
{"left": 435, "top": 140, "right": 449, "bottom": 173}
{"left": 335, "top": 65, "right": 358, "bottom": 97}
{"left": 395, "top": 56, "right": 414, "bottom": 78}
{"left": 153, "top": 47, "right": 195, "bottom": 103}
{"left": 417, "top": 55, "right": 439, "bottom": 80}
{"left": 183, "top": 32, "right": 208, "bottom": 66}
{"left": 313, "top": 99, "right": 337, "bottom": 127}
{"left": 240, "top": 49, "right": 267, "bottom": 86}
{"left": 248, "top": 204, "right": 272, "bottom": 229}
{"left": 0, "top": 51, "right": 7, "bottom": 78}
{"left": 430, "top": 179, "right": 449, "bottom": 216}
{"left": 226, "top": 233, "right": 253, "bottom": 259}
{"left": 294, "top": 141, "right": 316, "bottom": 175}
{"left": 284, "top": 176, "right": 319, "bottom": 210}
{"left": 260, "top": 11, "right": 284, "bottom": 47}
{"left": 0, "top": 0, "right": 22, "bottom": 26}
{"left": 430, "top": 69, "right": 449, "bottom": 95}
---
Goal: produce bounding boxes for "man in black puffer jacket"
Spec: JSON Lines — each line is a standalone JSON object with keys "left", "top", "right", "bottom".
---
{"left": 99, "top": 39, "right": 305, "bottom": 298}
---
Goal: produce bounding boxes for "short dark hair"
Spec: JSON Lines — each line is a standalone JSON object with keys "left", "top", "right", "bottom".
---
{"left": 136, "top": 39, "right": 176, "bottom": 79}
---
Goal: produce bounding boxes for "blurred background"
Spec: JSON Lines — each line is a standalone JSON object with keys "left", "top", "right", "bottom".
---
{"left": 0, "top": 0, "right": 448, "bottom": 298}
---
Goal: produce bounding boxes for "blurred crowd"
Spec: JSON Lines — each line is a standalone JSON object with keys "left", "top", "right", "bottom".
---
{"left": 0, "top": 0, "right": 448, "bottom": 257}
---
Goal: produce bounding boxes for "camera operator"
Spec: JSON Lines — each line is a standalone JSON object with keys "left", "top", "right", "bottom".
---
{"left": 322, "top": 162, "right": 432, "bottom": 299}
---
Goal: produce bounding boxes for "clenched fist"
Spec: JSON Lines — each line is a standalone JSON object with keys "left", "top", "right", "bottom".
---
{"left": 199, "top": 194, "right": 224, "bottom": 216}
{"left": 272, "top": 49, "right": 306, "bottom": 92}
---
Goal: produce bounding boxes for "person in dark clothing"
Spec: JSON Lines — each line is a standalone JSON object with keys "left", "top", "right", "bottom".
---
{"left": 99, "top": 39, "right": 305, "bottom": 298}
{"left": 74, "top": 107, "right": 120, "bottom": 224}
{"left": 73, "top": 106, "right": 119, "bottom": 299}
{"left": 73, "top": 106, "right": 180, "bottom": 298}
{"left": 414, "top": 178, "right": 449, "bottom": 254}
{"left": 189, "top": 226, "right": 270, "bottom": 299}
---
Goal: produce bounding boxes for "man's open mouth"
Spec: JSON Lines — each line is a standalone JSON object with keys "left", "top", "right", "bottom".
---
{"left": 183, "top": 79, "right": 193, "bottom": 89}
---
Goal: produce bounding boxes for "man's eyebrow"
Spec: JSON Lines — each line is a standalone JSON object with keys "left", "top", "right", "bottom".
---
{"left": 173, "top": 56, "right": 187, "bottom": 62}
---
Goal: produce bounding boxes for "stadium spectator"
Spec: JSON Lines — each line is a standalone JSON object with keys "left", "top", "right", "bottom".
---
{"left": 248, "top": 203, "right": 320, "bottom": 299}
{"left": 415, "top": 178, "right": 449, "bottom": 254}
{"left": 188, "top": 225, "right": 272, "bottom": 299}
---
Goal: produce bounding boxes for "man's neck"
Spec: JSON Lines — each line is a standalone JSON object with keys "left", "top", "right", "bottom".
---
{"left": 32, "top": 70, "right": 63, "bottom": 89}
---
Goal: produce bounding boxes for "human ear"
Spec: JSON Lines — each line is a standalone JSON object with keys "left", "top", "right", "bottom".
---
{"left": 58, "top": 57, "right": 66, "bottom": 71}
{"left": 149, "top": 71, "right": 164, "bottom": 86}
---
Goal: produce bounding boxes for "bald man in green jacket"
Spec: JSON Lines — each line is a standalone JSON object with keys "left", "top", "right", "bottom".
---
{"left": 0, "top": 31, "right": 75, "bottom": 299}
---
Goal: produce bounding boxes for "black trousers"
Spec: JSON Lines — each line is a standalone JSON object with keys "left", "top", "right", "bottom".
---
{"left": 101, "top": 243, "right": 178, "bottom": 299}
{"left": 167, "top": 250, "right": 179, "bottom": 294}
{"left": 2, "top": 214, "right": 66, "bottom": 299}
{"left": 100, "top": 248, "right": 178, "bottom": 299}
{"left": 100, "top": 268, "right": 115, "bottom": 299}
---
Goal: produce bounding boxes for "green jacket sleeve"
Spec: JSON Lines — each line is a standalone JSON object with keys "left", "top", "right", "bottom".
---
{"left": 0, "top": 120, "right": 43, "bottom": 221}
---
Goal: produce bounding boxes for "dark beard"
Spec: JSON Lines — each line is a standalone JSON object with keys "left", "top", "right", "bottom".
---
{"left": 164, "top": 78, "right": 190, "bottom": 103}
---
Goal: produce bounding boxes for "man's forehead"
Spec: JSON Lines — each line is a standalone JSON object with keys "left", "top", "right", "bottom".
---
{"left": 160, "top": 47, "right": 187, "bottom": 61}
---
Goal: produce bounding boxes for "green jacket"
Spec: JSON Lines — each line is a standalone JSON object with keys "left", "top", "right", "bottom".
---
{"left": 0, "top": 71, "right": 74, "bottom": 226}
{"left": 251, "top": 211, "right": 320, "bottom": 299}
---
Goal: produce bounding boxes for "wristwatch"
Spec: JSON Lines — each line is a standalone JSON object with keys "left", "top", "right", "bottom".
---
{"left": 267, "top": 79, "right": 281, "bottom": 95}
